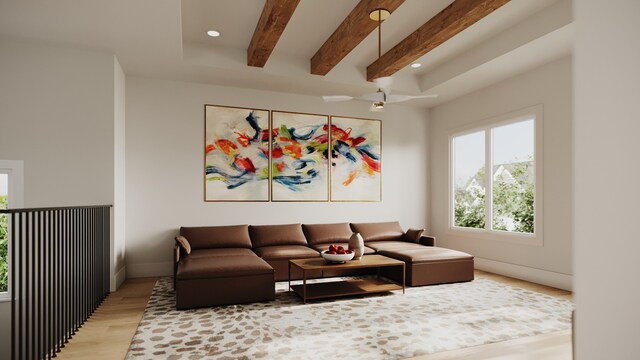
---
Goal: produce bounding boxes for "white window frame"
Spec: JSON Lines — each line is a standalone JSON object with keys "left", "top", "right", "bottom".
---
{"left": 0, "top": 160, "right": 25, "bottom": 301}
{"left": 448, "top": 105, "right": 544, "bottom": 246}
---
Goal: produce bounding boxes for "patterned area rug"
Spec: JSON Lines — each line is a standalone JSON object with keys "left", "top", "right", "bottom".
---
{"left": 127, "top": 277, "right": 572, "bottom": 359}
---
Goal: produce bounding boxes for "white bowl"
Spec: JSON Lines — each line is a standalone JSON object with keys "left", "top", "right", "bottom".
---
{"left": 321, "top": 250, "right": 355, "bottom": 263}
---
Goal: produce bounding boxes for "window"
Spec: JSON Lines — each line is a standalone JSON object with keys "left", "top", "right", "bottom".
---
{"left": 0, "top": 160, "right": 24, "bottom": 299}
{"left": 450, "top": 106, "right": 542, "bottom": 244}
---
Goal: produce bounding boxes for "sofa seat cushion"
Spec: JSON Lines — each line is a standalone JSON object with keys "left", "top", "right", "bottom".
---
{"left": 379, "top": 247, "right": 473, "bottom": 264}
{"left": 180, "top": 225, "right": 252, "bottom": 250}
{"left": 250, "top": 224, "right": 307, "bottom": 248}
{"left": 177, "top": 255, "right": 273, "bottom": 280}
{"left": 188, "top": 248, "right": 256, "bottom": 259}
{"left": 365, "top": 241, "right": 427, "bottom": 252}
{"left": 302, "top": 223, "right": 353, "bottom": 245}
{"left": 350, "top": 221, "right": 405, "bottom": 242}
{"left": 309, "top": 243, "right": 376, "bottom": 255}
{"left": 253, "top": 245, "right": 319, "bottom": 260}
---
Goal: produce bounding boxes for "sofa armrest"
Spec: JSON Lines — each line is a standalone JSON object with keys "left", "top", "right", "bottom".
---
{"left": 175, "top": 235, "right": 191, "bottom": 255}
{"left": 174, "top": 244, "right": 181, "bottom": 263}
{"left": 419, "top": 235, "right": 436, "bottom": 247}
{"left": 173, "top": 244, "right": 180, "bottom": 289}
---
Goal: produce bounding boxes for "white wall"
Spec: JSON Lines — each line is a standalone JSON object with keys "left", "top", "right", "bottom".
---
{"left": 0, "top": 40, "right": 115, "bottom": 207}
{"left": 574, "top": 0, "right": 640, "bottom": 358}
{"left": 113, "top": 57, "right": 126, "bottom": 289}
{"left": 0, "top": 303, "right": 8, "bottom": 358}
{"left": 125, "top": 77, "right": 430, "bottom": 277}
{"left": 0, "top": 41, "right": 126, "bottom": 292}
{"left": 428, "top": 57, "right": 573, "bottom": 290}
{"left": 0, "top": 39, "right": 119, "bottom": 360}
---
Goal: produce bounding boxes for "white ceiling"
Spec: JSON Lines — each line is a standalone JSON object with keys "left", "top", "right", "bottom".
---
{"left": 0, "top": 0, "right": 573, "bottom": 109}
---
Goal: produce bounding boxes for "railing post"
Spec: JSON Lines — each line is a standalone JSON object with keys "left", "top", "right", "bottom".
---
{"left": 10, "top": 210, "right": 16, "bottom": 359}
{"left": 26, "top": 211, "right": 31, "bottom": 360}
{"left": 18, "top": 212, "right": 23, "bottom": 360}
{"left": 37, "top": 210, "right": 42, "bottom": 360}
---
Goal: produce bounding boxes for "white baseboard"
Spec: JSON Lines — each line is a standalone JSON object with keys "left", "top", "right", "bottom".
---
{"left": 127, "top": 262, "right": 173, "bottom": 278}
{"left": 114, "top": 265, "right": 126, "bottom": 290}
{"left": 475, "top": 257, "right": 573, "bottom": 291}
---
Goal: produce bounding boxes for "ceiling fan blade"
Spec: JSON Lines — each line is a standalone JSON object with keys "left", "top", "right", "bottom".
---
{"left": 322, "top": 95, "right": 354, "bottom": 102}
{"left": 356, "top": 92, "right": 385, "bottom": 102}
{"left": 386, "top": 93, "right": 438, "bottom": 103}
{"left": 373, "top": 76, "right": 394, "bottom": 95}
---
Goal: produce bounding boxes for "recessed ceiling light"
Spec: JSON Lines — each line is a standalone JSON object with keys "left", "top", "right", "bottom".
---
{"left": 411, "top": 63, "right": 422, "bottom": 68}
{"left": 207, "top": 30, "right": 221, "bottom": 37}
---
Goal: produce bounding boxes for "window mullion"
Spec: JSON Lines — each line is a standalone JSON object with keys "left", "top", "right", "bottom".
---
{"left": 485, "top": 128, "right": 492, "bottom": 231}
{"left": 449, "top": 137, "right": 455, "bottom": 229}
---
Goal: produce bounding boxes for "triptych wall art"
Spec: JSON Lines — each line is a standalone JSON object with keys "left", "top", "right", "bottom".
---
{"left": 204, "top": 104, "right": 381, "bottom": 202}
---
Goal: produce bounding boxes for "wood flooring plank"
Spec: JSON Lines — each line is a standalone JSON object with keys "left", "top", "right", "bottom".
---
{"left": 55, "top": 277, "right": 158, "bottom": 360}
{"left": 410, "top": 330, "right": 572, "bottom": 360}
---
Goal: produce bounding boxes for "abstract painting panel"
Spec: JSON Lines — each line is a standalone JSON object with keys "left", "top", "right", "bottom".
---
{"left": 205, "top": 105, "right": 270, "bottom": 201}
{"left": 271, "top": 111, "right": 329, "bottom": 201}
{"left": 330, "top": 116, "right": 382, "bottom": 202}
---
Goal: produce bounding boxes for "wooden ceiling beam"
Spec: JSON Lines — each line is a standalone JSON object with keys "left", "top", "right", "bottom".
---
{"left": 310, "top": 0, "right": 405, "bottom": 76}
{"left": 366, "top": 0, "right": 510, "bottom": 81}
{"left": 247, "top": 0, "right": 300, "bottom": 68}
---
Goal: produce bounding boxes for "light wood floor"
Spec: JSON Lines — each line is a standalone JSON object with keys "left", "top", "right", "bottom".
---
{"left": 55, "top": 277, "right": 158, "bottom": 360}
{"left": 55, "top": 270, "right": 573, "bottom": 360}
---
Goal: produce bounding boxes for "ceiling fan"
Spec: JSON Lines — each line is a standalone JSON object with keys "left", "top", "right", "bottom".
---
{"left": 323, "top": 75, "right": 437, "bottom": 112}
{"left": 322, "top": 8, "right": 437, "bottom": 111}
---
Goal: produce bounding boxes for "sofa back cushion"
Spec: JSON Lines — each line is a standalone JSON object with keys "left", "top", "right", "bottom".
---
{"left": 180, "top": 225, "right": 252, "bottom": 250}
{"left": 250, "top": 223, "right": 307, "bottom": 248}
{"left": 302, "top": 223, "right": 353, "bottom": 245}
{"left": 350, "top": 221, "right": 404, "bottom": 242}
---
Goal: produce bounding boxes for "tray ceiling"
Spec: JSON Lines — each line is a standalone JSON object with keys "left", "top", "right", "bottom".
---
{"left": 0, "top": 0, "right": 572, "bottom": 108}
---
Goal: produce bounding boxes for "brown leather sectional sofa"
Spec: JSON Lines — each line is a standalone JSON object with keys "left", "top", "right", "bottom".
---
{"left": 174, "top": 221, "right": 474, "bottom": 309}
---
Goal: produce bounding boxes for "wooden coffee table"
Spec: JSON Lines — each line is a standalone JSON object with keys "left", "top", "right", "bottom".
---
{"left": 288, "top": 255, "right": 405, "bottom": 303}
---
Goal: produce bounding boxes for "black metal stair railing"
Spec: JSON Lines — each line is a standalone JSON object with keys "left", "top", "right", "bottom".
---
{"left": 0, "top": 205, "right": 111, "bottom": 360}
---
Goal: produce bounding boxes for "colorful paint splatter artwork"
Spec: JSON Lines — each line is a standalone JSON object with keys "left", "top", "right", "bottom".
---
{"left": 205, "top": 105, "right": 270, "bottom": 201}
{"left": 330, "top": 116, "right": 382, "bottom": 201}
{"left": 271, "top": 112, "right": 329, "bottom": 201}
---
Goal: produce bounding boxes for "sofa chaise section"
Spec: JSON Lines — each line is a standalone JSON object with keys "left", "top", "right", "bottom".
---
{"left": 351, "top": 221, "right": 474, "bottom": 286}
{"left": 378, "top": 247, "right": 474, "bottom": 286}
{"left": 176, "top": 254, "right": 274, "bottom": 309}
{"left": 174, "top": 225, "right": 275, "bottom": 309}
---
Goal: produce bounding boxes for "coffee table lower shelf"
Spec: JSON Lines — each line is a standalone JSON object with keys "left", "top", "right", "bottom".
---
{"left": 290, "top": 278, "right": 402, "bottom": 302}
